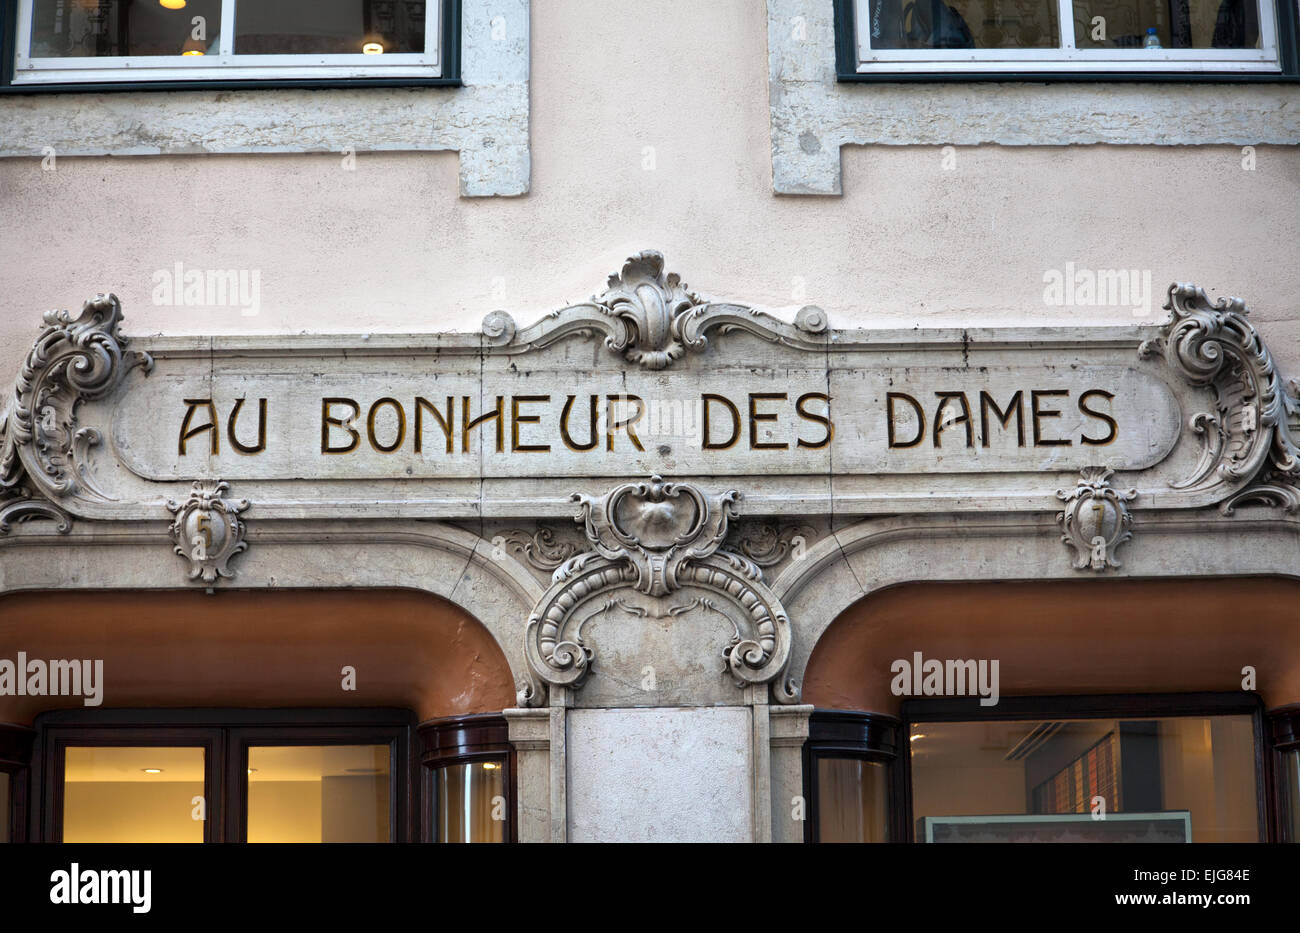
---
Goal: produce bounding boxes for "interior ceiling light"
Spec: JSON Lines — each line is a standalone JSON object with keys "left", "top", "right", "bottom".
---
{"left": 141, "top": 768, "right": 163, "bottom": 773}
{"left": 159, "top": 0, "right": 187, "bottom": 10}
{"left": 482, "top": 762, "right": 500, "bottom": 770}
{"left": 362, "top": 42, "right": 385, "bottom": 54}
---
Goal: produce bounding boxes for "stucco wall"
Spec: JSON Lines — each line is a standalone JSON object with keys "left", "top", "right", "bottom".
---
{"left": 1, "top": 0, "right": 1298, "bottom": 387}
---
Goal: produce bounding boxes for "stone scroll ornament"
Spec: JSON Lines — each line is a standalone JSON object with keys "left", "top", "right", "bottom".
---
{"left": 166, "top": 481, "right": 250, "bottom": 584}
{"left": 518, "top": 475, "right": 798, "bottom": 707}
{"left": 1140, "top": 283, "right": 1300, "bottom": 513}
{"left": 0, "top": 293, "right": 152, "bottom": 535}
{"left": 1056, "top": 467, "right": 1136, "bottom": 572}
{"left": 482, "top": 250, "right": 830, "bottom": 369}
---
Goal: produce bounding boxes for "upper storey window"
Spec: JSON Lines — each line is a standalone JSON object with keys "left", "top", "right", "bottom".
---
{"left": 5, "top": 0, "right": 457, "bottom": 88}
{"left": 841, "top": 0, "right": 1295, "bottom": 76}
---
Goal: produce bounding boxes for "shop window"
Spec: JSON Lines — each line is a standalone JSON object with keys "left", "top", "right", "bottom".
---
{"left": 3, "top": 0, "right": 459, "bottom": 88}
{"left": 836, "top": 0, "right": 1300, "bottom": 76}
{"left": 246, "top": 745, "right": 391, "bottom": 843}
{"left": 1271, "top": 705, "right": 1300, "bottom": 843}
{"left": 903, "top": 694, "right": 1267, "bottom": 842}
{"left": 63, "top": 746, "right": 207, "bottom": 843}
{"left": 37, "top": 709, "right": 416, "bottom": 842}
{"left": 420, "top": 713, "right": 514, "bottom": 843}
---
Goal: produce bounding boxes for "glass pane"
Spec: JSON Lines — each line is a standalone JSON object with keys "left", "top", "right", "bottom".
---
{"left": 234, "top": 1, "right": 427, "bottom": 55}
{"left": 63, "top": 747, "right": 205, "bottom": 843}
{"left": 247, "top": 745, "right": 390, "bottom": 842}
{"left": 818, "top": 758, "right": 890, "bottom": 842}
{"left": 435, "top": 760, "right": 505, "bottom": 842}
{"left": 867, "top": 0, "right": 1060, "bottom": 49}
{"left": 0, "top": 772, "right": 9, "bottom": 843}
{"left": 28, "top": 0, "right": 224, "bottom": 58}
{"left": 911, "top": 716, "right": 1259, "bottom": 842}
{"left": 1072, "top": 0, "right": 1263, "bottom": 49}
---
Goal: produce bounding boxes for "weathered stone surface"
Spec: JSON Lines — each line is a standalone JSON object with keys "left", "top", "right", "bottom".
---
{"left": 0, "top": 0, "right": 531, "bottom": 197}
{"left": 566, "top": 707, "right": 753, "bottom": 842}
{"left": 767, "top": 0, "right": 1300, "bottom": 194}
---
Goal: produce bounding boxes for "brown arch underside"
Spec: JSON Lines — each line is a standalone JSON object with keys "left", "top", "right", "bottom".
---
{"left": 0, "top": 589, "right": 516, "bottom": 726}
{"left": 804, "top": 578, "right": 1300, "bottom": 714}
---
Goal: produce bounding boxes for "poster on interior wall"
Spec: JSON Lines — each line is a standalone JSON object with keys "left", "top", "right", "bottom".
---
{"left": 920, "top": 812, "right": 1192, "bottom": 843}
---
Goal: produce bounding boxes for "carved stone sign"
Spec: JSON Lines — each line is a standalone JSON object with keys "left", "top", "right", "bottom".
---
{"left": 2, "top": 254, "right": 1297, "bottom": 527}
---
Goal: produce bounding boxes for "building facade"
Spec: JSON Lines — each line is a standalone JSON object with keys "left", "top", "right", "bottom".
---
{"left": 0, "top": 0, "right": 1298, "bottom": 844}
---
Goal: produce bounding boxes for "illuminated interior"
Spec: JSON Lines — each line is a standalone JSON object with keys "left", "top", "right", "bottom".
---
{"left": 909, "top": 715, "right": 1258, "bottom": 842}
{"left": 247, "top": 745, "right": 390, "bottom": 843}
{"left": 63, "top": 746, "right": 206, "bottom": 843}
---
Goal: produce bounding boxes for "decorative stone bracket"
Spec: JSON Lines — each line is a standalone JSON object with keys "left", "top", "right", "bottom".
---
{"left": 1140, "top": 283, "right": 1300, "bottom": 512}
{"left": 483, "top": 250, "right": 829, "bottom": 370}
{"left": 1056, "top": 467, "right": 1136, "bottom": 572}
{"left": 166, "top": 481, "right": 250, "bottom": 585}
{"left": 0, "top": 293, "right": 152, "bottom": 535}
{"left": 519, "top": 475, "right": 798, "bottom": 708}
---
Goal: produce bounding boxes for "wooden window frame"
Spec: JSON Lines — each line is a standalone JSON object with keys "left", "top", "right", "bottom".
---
{"left": 834, "top": 0, "right": 1300, "bottom": 80}
{"left": 0, "top": 724, "right": 34, "bottom": 844}
{"left": 33, "top": 707, "right": 418, "bottom": 843}
{"left": 0, "top": 0, "right": 462, "bottom": 93}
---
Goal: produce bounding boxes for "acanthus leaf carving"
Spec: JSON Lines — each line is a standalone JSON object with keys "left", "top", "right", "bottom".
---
{"left": 0, "top": 294, "right": 152, "bottom": 528}
{"left": 482, "top": 250, "right": 829, "bottom": 368}
{"left": 166, "top": 480, "right": 250, "bottom": 585}
{"left": 1056, "top": 467, "right": 1136, "bottom": 572}
{"left": 521, "top": 475, "right": 798, "bottom": 707}
{"left": 1140, "top": 283, "right": 1300, "bottom": 505}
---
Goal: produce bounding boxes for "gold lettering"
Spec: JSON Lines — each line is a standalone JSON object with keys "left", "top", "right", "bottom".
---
{"left": 415, "top": 396, "right": 454, "bottom": 453}
{"left": 979, "top": 390, "right": 1024, "bottom": 447}
{"left": 795, "top": 392, "right": 833, "bottom": 449}
{"left": 560, "top": 395, "right": 600, "bottom": 452}
{"left": 749, "top": 393, "right": 788, "bottom": 450}
{"left": 226, "top": 397, "right": 267, "bottom": 455}
{"left": 462, "top": 396, "right": 505, "bottom": 453}
{"left": 606, "top": 394, "right": 645, "bottom": 452}
{"left": 321, "top": 397, "right": 361, "bottom": 454}
{"left": 933, "top": 392, "right": 973, "bottom": 448}
{"left": 1031, "top": 390, "right": 1071, "bottom": 447}
{"left": 179, "top": 399, "right": 219, "bottom": 456}
{"left": 367, "top": 397, "right": 406, "bottom": 453}
{"left": 512, "top": 395, "right": 552, "bottom": 452}
{"left": 702, "top": 394, "right": 741, "bottom": 450}
{"left": 1079, "top": 389, "right": 1117, "bottom": 446}
{"left": 886, "top": 393, "right": 924, "bottom": 449}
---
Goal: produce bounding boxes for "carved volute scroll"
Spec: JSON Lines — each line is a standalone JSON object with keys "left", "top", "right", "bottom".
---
{"left": 1140, "top": 283, "right": 1300, "bottom": 508}
{"left": 519, "top": 475, "right": 798, "bottom": 708}
{"left": 0, "top": 294, "right": 152, "bottom": 531}
{"left": 482, "top": 250, "right": 830, "bottom": 367}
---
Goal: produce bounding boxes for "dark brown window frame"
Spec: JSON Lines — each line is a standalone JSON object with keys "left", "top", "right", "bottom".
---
{"left": 33, "top": 708, "right": 419, "bottom": 843}
{"left": 418, "top": 712, "right": 516, "bottom": 843}
{"left": 809, "top": 692, "right": 1282, "bottom": 842}
{"left": 0, "top": 723, "right": 34, "bottom": 843}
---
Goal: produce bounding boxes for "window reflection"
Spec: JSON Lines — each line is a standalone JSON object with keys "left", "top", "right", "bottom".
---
{"left": 1284, "top": 749, "right": 1300, "bottom": 843}
{"left": 247, "top": 745, "right": 391, "bottom": 843}
{"left": 817, "top": 758, "right": 890, "bottom": 842}
{"left": 435, "top": 760, "right": 505, "bottom": 842}
{"left": 910, "top": 716, "right": 1259, "bottom": 842}
{"left": 29, "top": 0, "right": 224, "bottom": 58}
{"left": 234, "top": 0, "right": 426, "bottom": 55}
{"left": 63, "top": 747, "right": 205, "bottom": 843}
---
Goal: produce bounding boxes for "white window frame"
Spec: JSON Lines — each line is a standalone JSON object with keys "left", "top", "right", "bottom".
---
{"left": 851, "top": 0, "right": 1282, "bottom": 73}
{"left": 11, "top": 0, "right": 443, "bottom": 85}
